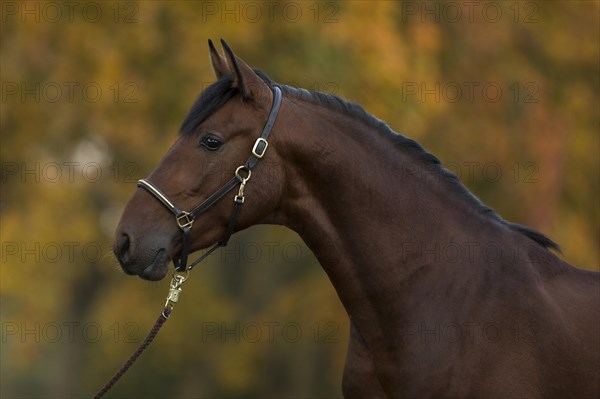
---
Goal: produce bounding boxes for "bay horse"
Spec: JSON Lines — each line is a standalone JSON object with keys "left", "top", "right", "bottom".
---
{"left": 113, "top": 40, "right": 600, "bottom": 398}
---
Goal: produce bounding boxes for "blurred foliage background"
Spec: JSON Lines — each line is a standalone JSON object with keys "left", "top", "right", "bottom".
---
{"left": 1, "top": 1, "right": 598, "bottom": 398}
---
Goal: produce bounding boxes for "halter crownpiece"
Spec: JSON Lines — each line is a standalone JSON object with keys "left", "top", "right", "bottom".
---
{"left": 136, "top": 86, "right": 282, "bottom": 272}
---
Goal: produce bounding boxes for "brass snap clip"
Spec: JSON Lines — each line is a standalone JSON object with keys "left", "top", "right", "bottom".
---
{"left": 234, "top": 166, "right": 252, "bottom": 203}
{"left": 164, "top": 270, "right": 190, "bottom": 312}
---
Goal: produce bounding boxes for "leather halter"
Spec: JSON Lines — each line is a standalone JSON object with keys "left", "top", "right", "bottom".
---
{"left": 137, "top": 86, "right": 282, "bottom": 272}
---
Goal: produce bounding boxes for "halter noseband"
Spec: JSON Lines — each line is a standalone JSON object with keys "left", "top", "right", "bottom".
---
{"left": 137, "top": 86, "right": 282, "bottom": 272}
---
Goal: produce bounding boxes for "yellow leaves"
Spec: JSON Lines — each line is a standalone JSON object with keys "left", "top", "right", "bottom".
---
{"left": 1, "top": 1, "right": 598, "bottom": 397}
{"left": 411, "top": 22, "right": 441, "bottom": 52}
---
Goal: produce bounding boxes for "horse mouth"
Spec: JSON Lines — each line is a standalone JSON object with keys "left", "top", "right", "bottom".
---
{"left": 138, "top": 249, "right": 170, "bottom": 281}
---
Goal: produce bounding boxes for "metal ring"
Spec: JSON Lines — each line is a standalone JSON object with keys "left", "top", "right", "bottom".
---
{"left": 171, "top": 270, "right": 189, "bottom": 287}
{"left": 235, "top": 165, "right": 252, "bottom": 181}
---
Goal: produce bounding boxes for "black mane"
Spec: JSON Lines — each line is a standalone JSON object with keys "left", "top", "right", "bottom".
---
{"left": 179, "top": 72, "right": 559, "bottom": 252}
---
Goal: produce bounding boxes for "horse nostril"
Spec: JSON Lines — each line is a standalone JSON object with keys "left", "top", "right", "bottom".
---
{"left": 115, "top": 233, "right": 131, "bottom": 263}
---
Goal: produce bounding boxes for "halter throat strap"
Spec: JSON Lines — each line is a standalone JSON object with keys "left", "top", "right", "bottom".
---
{"left": 137, "top": 86, "right": 282, "bottom": 272}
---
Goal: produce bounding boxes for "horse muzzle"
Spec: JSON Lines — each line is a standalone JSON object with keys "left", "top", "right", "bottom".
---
{"left": 113, "top": 232, "right": 171, "bottom": 281}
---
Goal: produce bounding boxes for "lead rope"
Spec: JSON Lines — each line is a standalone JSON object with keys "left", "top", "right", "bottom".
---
{"left": 93, "top": 272, "right": 188, "bottom": 399}
{"left": 93, "top": 174, "right": 252, "bottom": 398}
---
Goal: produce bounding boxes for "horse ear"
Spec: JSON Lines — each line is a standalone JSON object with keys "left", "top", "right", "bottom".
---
{"left": 208, "top": 39, "right": 230, "bottom": 79}
{"left": 220, "top": 39, "right": 270, "bottom": 101}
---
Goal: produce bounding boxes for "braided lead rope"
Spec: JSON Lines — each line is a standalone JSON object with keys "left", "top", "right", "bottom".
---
{"left": 93, "top": 307, "right": 171, "bottom": 398}
{"left": 93, "top": 272, "right": 188, "bottom": 398}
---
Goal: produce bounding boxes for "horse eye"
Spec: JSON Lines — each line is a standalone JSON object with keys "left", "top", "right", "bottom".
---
{"left": 200, "top": 135, "right": 223, "bottom": 151}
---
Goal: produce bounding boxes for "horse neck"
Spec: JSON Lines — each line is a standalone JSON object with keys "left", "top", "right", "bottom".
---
{"left": 273, "top": 97, "right": 531, "bottom": 343}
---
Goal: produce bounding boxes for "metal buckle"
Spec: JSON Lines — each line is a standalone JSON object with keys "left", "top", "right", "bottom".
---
{"left": 252, "top": 138, "right": 268, "bottom": 158}
{"left": 176, "top": 212, "right": 193, "bottom": 229}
